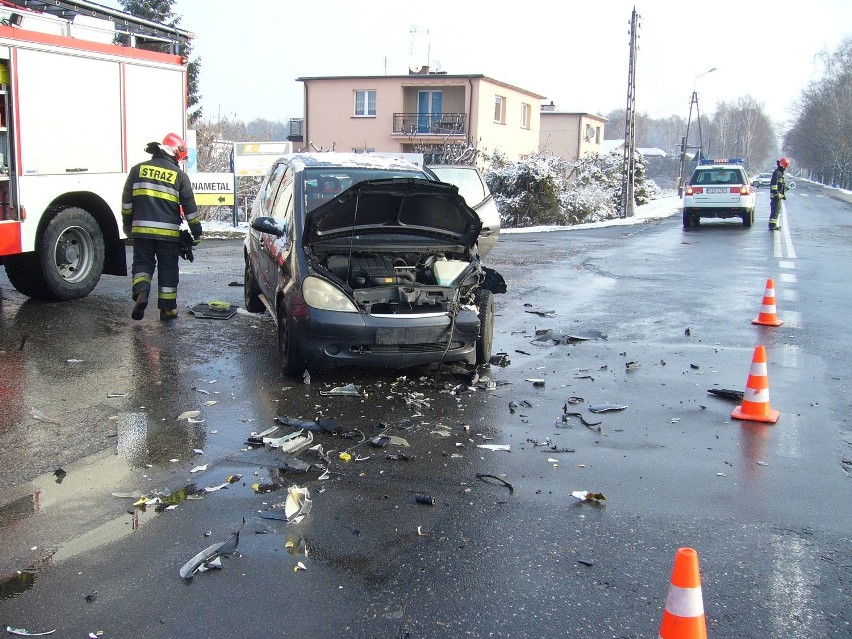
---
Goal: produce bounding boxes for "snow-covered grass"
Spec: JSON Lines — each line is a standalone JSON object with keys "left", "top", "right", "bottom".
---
{"left": 201, "top": 192, "right": 682, "bottom": 240}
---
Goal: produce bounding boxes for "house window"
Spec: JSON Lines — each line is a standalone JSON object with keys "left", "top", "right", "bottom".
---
{"left": 520, "top": 102, "right": 531, "bottom": 129}
{"left": 494, "top": 95, "right": 505, "bottom": 124}
{"left": 596, "top": 127, "right": 601, "bottom": 144}
{"left": 354, "top": 90, "right": 376, "bottom": 117}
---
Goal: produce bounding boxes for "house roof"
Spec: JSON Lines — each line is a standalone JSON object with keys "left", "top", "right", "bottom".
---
{"left": 296, "top": 73, "right": 547, "bottom": 100}
{"left": 601, "top": 140, "right": 668, "bottom": 157}
{"left": 541, "top": 111, "right": 608, "bottom": 123}
{"left": 602, "top": 139, "right": 624, "bottom": 153}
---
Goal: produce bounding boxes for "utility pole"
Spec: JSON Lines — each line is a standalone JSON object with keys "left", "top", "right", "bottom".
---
{"left": 620, "top": 7, "right": 640, "bottom": 218}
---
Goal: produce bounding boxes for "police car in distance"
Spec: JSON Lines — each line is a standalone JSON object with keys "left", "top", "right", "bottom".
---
{"left": 682, "top": 158, "right": 756, "bottom": 228}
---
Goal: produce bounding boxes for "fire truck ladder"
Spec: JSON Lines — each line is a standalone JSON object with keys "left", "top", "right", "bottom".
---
{"left": 4, "top": 0, "right": 194, "bottom": 51}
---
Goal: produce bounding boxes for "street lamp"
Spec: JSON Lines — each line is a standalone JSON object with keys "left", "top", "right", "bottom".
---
{"left": 677, "top": 68, "right": 717, "bottom": 195}
{"left": 693, "top": 67, "right": 717, "bottom": 93}
{"left": 693, "top": 67, "right": 716, "bottom": 158}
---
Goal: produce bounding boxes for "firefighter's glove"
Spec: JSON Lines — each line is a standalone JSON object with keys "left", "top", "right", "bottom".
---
{"left": 178, "top": 229, "right": 195, "bottom": 262}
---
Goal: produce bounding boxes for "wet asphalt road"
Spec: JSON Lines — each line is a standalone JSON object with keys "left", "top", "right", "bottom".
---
{"left": 0, "top": 183, "right": 850, "bottom": 638}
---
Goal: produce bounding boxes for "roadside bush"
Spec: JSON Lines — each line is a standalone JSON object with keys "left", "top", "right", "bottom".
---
{"left": 485, "top": 150, "right": 661, "bottom": 227}
{"left": 485, "top": 153, "right": 569, "bottom": 227}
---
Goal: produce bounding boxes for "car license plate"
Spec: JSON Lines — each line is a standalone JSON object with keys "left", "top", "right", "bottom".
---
{"left": 376, "top": 326, "right": 447, "bottom": 345}
{"left": 706, "top": 187, "right": 728, "bottom": 194}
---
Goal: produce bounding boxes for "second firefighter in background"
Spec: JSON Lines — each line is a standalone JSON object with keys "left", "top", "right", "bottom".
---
{"left": 769, "top": 157, "right": 790, "bottom": 230}
{"left": 122, "top": 133, "right": 201, "bottom": 321}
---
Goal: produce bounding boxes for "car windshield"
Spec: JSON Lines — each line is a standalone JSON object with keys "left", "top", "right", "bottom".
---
{"left": 691, "top": 169, "right": 745, "bottom": 186}
{"left": 304, "top": 167, "right": 428, "bottom": 212}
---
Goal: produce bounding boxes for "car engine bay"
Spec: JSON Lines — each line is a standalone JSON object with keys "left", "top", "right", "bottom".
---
{"left": 318, "top": 252, "right": 483, "bottom": 314}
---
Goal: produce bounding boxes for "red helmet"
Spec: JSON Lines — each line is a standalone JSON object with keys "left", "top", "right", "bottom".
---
{"left": 779, "top": 157, "right": 790, "bottom": 168}
{"left": 162, "top": 133, "right": 188, "bottom": 162}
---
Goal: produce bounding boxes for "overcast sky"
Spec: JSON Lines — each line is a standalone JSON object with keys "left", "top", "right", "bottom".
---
{"left": 108, "top": 0, "right": 851, "bottom": 129}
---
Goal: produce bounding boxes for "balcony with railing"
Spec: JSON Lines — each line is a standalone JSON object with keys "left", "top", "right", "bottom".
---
{"left": 392, "top": 112, "right": 467, "bottom": 137}
{"left": 288, "top": 118, "right": 304, "bottom": 142}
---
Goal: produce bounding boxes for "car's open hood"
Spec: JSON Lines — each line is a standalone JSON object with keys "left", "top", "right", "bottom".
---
{"left": 304, "top": 178, "right": 483, "bottom": 249}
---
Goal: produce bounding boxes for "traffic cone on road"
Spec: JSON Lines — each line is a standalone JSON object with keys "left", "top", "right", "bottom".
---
{"left": 752, "top": 278, "right": 783, "bottom": 326}
{"left": 731, "top": 345, "right": 780, "bottom": 423}
{"left": 659, "top": 547, "right": 707, "bottom": 639}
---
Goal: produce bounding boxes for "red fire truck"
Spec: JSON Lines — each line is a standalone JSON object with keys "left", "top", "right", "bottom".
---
{"left": 0, "top": 0, "right": 192, "bottom": 300}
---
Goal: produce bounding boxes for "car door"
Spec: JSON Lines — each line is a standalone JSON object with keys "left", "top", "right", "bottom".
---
{"left": 260, "top": 167, "right": 295, "bottom": 297}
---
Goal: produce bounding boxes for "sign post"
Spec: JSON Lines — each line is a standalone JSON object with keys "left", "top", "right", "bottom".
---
{"left": 190, "top": 172, "right": 236, "bottom": 225}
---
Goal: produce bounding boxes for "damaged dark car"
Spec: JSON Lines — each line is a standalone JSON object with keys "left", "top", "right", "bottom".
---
{"left": 244, "top": 153, "right": 502, "bottom": 376}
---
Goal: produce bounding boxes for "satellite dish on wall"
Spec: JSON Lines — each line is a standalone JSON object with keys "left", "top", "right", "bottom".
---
{"left": 585, "top": 124, "right": 596, "bottom": 141}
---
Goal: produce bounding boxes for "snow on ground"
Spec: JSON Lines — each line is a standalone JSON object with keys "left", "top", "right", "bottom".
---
{"left": 201, "top": 192, "right": 682, "bottom": 239}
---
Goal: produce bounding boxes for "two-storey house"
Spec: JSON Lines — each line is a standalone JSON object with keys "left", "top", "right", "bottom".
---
{"left": 295, "top": 68, "right": 545, "bottom": 163}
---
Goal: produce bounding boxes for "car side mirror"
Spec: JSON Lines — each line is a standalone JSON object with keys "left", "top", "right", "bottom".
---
{"left": 251, "top": 216, "right": 285, "bottom": 237}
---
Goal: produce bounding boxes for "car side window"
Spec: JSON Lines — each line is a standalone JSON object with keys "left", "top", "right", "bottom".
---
{"left": 270, "top": 168, "right": 295, "bottom": 235}
{"left": 262, "top": 162, "right": 289, "bottom": 216}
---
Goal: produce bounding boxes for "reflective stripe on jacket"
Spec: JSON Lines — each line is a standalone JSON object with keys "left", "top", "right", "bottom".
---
{"left": 122, "top": 154, "right": 201, "bottom": 241}
{"left": 769, "top": 167, "right": 786, "bottom": 199}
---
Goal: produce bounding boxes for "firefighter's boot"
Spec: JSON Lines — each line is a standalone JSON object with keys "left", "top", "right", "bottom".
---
{"left": 160, "top": 308, "right": 178, "bottom": 321}
{"left": 131, "top": 291, "right": 149, "bottom": 320}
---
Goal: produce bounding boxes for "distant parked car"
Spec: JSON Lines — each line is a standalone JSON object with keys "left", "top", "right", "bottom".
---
{"left": 244, "top": 153, "right": 499, "bottom": 375}
{"left": 426, "top": 165, "right": 500, "bottom": 258}
{"left": 751, "top": 172, "right": 772, "bottom": 187}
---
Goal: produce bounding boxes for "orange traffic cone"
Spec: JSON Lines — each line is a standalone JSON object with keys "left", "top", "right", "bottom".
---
{"left": 752, "top": 278, "right": 783, "bottom": 326}
{"left": 659, "top": 547, "right": 707, "bottom": 639}
{"left": 731, "top": 345, "right": 780, "bottom": 423}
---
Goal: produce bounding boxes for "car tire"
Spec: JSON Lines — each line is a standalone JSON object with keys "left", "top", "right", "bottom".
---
{"left": 474, "top": 289, "right": 494, "bottom": 366}
{"left": 742, "top": 209, "right": 754, "bottom": 227}
{"left": 20, "top": 207, "right": 105, "bottom": 301}
{"left": 244, "top": 258, "right": 265, "bottom": 312}
{"left": 682, "top": 210, "right": 692, "bottom": 228}
{"left": 277, "top": 300, "right": 305, "bottom": 377}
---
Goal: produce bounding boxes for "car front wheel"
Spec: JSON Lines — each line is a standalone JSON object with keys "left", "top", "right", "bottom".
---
{"left": 474, "top": 289, "right": 495, "bottom": 366}
{"left": 244, "top": 258, "right": 265, "bottom": 312}
{"left": 277, "top": 300, "right": 305, "bottom": 377}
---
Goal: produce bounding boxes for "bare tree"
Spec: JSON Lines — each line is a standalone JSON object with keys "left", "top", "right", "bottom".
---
{"left": 786, "top": 37, "right": 852, "bottom": 188}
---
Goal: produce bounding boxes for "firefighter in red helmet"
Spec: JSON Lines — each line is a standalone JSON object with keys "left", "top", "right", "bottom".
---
{"left": 768, "top": 157, "right": 790, "bottom": 230}
{"left": 122, "top": 133, "right": 201, "bottom": 320}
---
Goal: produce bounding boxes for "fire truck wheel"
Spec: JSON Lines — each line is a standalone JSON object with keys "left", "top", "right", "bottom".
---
{"left": 3, "top": 252, "right": 42, "bottom": 298}
{"left": 38, "top": 207, "right": 105, "bottom": 301}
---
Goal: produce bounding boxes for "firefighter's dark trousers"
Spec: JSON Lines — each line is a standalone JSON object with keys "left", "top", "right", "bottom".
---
{"left": 131, "top": 238, "right": 180, "bottom": 311}
{"left": 769, "top": 197, "right": 784, "bottom": 227}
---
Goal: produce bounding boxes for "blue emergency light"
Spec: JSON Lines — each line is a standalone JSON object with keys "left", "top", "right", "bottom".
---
{"left": 699, "top": 158, "right": 744, "bottom": 165}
